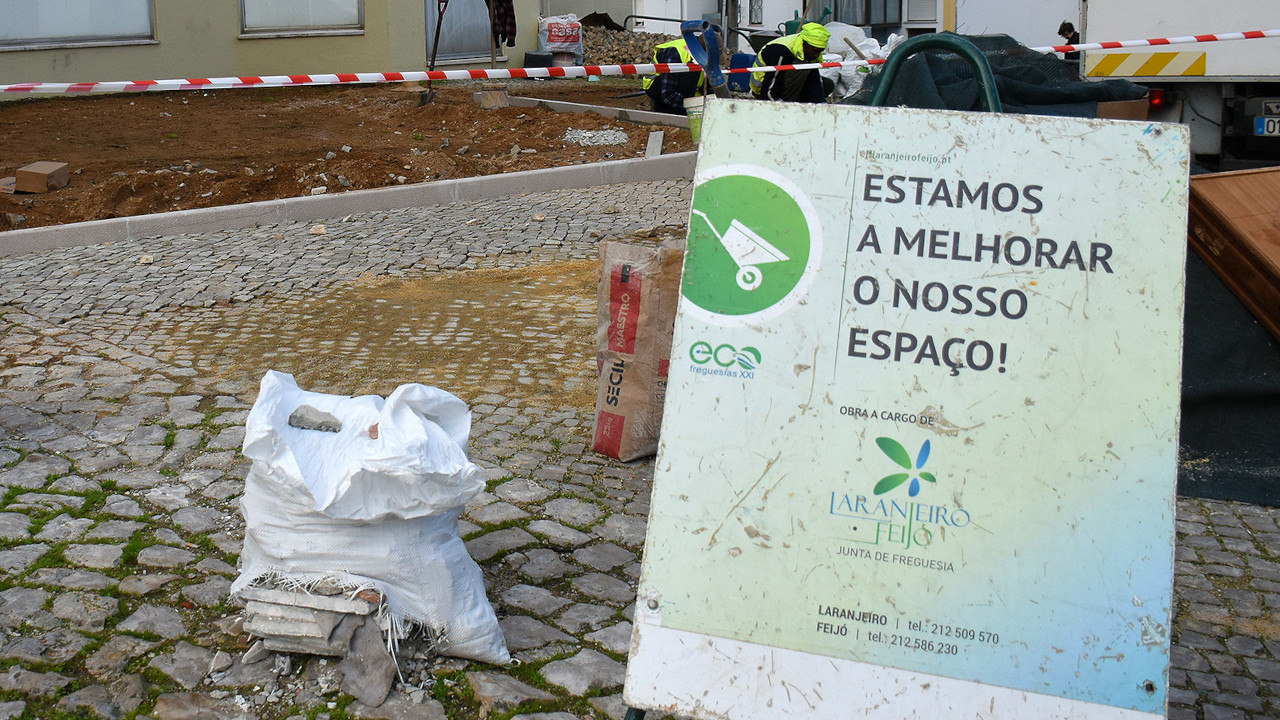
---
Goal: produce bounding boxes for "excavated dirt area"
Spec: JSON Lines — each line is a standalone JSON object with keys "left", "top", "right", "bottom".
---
{"left": 0, "top": 77, "right": 691, "bottom": 231}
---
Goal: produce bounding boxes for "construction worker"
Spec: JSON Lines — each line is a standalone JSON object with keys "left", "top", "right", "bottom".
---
{"left": 750, "top": 22, "right": 831, "bottom": 103}
{"left": 643, "top": 37, "right": 706, "bottom": 115}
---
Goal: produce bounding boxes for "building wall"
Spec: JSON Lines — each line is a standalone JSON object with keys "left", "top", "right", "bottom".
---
{"left": 0, "top": 0, "right": 542, "bottom": 86}
{"left": 952, "top": 0, "right": 1076, "bottom": 47}
{"left": 544, "top": 0, "right": 636, "bottom": 27}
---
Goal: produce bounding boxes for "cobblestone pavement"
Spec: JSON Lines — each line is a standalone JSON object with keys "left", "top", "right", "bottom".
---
{"left": 0, "top": 178, "right": 1276, "bottom": 720}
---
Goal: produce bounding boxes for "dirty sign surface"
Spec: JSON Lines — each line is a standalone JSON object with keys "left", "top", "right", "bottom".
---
{"left": 626, "top": 100, "right": 1189, "bottom": 719}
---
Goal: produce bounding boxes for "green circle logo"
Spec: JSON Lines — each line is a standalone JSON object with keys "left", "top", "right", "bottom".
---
{"left": 682, "top": 166, "right": 820, "bottom": 321}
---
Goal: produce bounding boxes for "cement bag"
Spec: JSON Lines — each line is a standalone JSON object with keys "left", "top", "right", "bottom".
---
{"left": 232, "top": 371, "right": 508, "bottom": 665}
{"left": 592, "top": 241, "right": 685, "bottom": 461}
{"left": 538, "top": 14, "right": 583, "bottom": 63}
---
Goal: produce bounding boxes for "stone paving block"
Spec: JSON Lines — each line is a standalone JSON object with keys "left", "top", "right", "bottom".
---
{"left": 150, "top": 642, "right": 216, "bottom": 690}
{"left": 195, "top": 557, "right": 236, "bottom": 575}
{"left": 0, "top": 543, "right": 49, "bottom": 573}
{"left": 147, "top": 485, "right": 194, "bottom": 511}
{"left": 27, "top": 568, "right": 117, "bottom": 590}
{"left": 1203, "top": 704, "right": 1247, "bottom": 720}
{"left": 0, "top": 514, "right": 30, "bottom": 540}
{"left": 586, "top": 621, "right": 633, "bottom": 654}
{"left": 11, "top": 492, "right": 84, "bottom": 511}
{"left": 542, "top": 498, "right": 603, "bottom": 527}
{"left": 517, "top": 548, "right": 579, "bottom": 581}
{"left": 55, "top": 684, "right": 117, "bottom": 718}
{"left": 0, "top": 454, "right": 69, "bottom": 488}
{"left": 138, "top": 545, "right": 198, "bottom": 568}
{"left": 468, "top": 501, "right": 531, "bottom": 525}
{"left": 467, "top": 670, "right": 556, "bottom": 716}
{"left": 152, "top": 692, "right": 257, "bottom": 720}
{"left": 494, "top": 478, "right": 556, "bottom": 504}
{"left": 64, "top": 543, "right": 124, "bottom": 569}
{"left": 182, "top": 576, "right": 233, "bottom": 607}
{"left": 526, "top": 519, "right": 591, "bottom": 548}
{"left": 498, "top": 615, "right": 574, "bottom": 651}
{"left": 35, "top": 514, "right": 94, "bottom": 541}
{"left": 84, "top": 519, "right": 145, "bottom": 541}
{"left": 86, "top": 636, "right": 162, "bottom": 678}
{"left": 51, "top": 591, "right": 119, "bottom": 632}
{"left": 347, "top": 690, "right": 448, "bottom": 720}
{"left": 0, "top": 667, "right": 71, "bottom": 695}
{"left": 49, "top": 474, "right": 103, "bottom": 493}
{"left": 572, "top": 573, "right": 635, "bottom": 605}
{"left": 573, "top": 543, "right": 636, "bottom": 572}
{"left": 501, "top": 584, "right": 571, "bottom": 617}
{"left": 102, "top": 494, "right": 143, "bottom": 517}
{"left": 172, "top": 507, "right": 225, "bottom": 533}
{"left": 118, "top": 604, "right": 187, "bottom": 639}
{"left": 2, "top": 628, "right": 91, "bottom": 664}
{"left": 540, "top": 648, "right": 625, "bottom": 695}
{"left": 0, "top": 583, "right": 46, "bottom": 623}
{"left": 593, "top": 514, "right": 647, "bottom": 547}
{"left": 466, "top": 527, "right": 537, "bottom": 561}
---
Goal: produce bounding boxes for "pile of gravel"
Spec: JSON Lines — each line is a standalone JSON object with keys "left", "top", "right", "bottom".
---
{"left": 562, "top": 128, "right": 630, "bottom": 146}
{"left": 582, "top": 26, "right": 730, "bottom": 67}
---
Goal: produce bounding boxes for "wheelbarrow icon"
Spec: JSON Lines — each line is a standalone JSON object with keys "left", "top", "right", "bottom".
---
{"left": 691, "top": 208, "right": 790, "bottom": 291}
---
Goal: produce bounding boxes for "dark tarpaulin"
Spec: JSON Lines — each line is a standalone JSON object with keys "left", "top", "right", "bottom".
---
{"left": 1178, "top": 249, "right": 1280, "bottom": 505}
{"left": 842, "top": 32, "right": 1147, "bottom": 117}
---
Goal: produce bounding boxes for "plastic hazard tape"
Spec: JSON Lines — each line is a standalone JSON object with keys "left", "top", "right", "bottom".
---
{"left": 1086, "top": 51, "right": 1206, "bottom": 78}
{"left": 2, "top": 28, "right": 1278, "bottom": 94}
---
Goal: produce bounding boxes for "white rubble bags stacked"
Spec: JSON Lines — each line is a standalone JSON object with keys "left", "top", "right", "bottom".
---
{"left": 231, "top": 371, "right": 510, "bottom": 685}
{"left": 818, "top": 22, "right": 906, "bottom": 100}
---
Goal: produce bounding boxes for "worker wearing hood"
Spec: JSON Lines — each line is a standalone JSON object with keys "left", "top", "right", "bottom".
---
{"left": 750, "top": 22, "right": 832, "bottom": 102}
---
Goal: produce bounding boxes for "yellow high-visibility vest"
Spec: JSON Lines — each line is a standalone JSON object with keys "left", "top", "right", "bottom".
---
{"left": 642, "top": 39, "right": 705, "bottom": 92}
{"left": 750, "top": 32, "right": 808, "bottom": 96}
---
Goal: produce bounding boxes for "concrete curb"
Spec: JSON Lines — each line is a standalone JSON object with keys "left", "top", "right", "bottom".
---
{"left": 0, "top": 151, "right": 697, "bottom": 258}
{"left": 506, "top": 95, "right": 692, "bottom": 129}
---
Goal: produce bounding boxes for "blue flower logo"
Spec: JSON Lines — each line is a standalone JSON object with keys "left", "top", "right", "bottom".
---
{"left": 874, "top": 437, "right": 936, "bottom": 497}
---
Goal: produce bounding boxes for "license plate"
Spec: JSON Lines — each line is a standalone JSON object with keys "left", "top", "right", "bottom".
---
{"left": 1255, "top": 116, "right": 1280, "bottom": 136}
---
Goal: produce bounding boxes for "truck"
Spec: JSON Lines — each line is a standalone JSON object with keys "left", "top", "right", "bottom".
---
{"left": 952, "top": 0, "right": 1280, "bottom": 169}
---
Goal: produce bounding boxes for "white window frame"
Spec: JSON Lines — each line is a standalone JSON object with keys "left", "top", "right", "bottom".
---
{"left": 240, "top": 0, "right": 365, "bottom": 39}
{"left": 0, "top": 0, "right": 156, "bottom": 52}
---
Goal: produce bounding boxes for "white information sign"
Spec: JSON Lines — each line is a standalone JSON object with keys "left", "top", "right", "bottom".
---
{"left": 626, "top": 100, "right": 1190, "bottom": 719}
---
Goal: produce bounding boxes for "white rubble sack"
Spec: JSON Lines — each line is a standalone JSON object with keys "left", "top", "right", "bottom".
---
{"left": 819, "top": 23, "right": 907, "bottom": 100}
{"left": 231, "top": 370, "right": 509, "bottom": 665}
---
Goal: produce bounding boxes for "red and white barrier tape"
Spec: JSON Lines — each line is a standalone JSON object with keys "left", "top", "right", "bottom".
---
{"left": 3, "top": 28, "right": 1277, "bottom": 94}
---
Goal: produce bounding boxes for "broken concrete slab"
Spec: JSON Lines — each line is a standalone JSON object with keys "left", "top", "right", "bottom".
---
{"left": 239, "top": 586, "right": 378, "bottom": 615}
{"left": 338, "top": 616, "right": 397, "bottom": 707}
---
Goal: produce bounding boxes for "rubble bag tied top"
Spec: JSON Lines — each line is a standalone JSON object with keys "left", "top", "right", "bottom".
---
{"left": 233, "top": 371, "right": 509, "bottom": 665}
{"left": 242, "top": 369, "right": 484, "bottom": 520}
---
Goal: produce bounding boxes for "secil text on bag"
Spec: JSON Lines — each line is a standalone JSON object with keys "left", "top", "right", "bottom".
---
{"left": 592, "top": 241, "right": 684, "bottom": 461}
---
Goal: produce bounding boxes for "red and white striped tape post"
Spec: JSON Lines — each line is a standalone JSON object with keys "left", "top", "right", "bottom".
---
{"left": 3, "top": 29, "right": 1278, "bottom": 94}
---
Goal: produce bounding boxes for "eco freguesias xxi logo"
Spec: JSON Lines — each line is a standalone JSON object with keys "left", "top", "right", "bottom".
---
{"left": 689, "top": 341, "right": 760, "bottom": 370}
{"left": 688, "top": 340, "right": 760, "bottom": 379}
{"left": 874, "top": 437, "right": 936, "bottom": 498}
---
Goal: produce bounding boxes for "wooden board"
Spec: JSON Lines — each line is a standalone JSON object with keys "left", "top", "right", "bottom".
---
{"left": 1188, "top": 167, "right": 1280, "bottom": 344}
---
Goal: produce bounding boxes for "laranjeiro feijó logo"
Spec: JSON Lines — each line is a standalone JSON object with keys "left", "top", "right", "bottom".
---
{"left": 874, "top": 437, "right": 937, "bottom": 497}
{"left": 681, "top": 165, "right": 821, "bottom": 323}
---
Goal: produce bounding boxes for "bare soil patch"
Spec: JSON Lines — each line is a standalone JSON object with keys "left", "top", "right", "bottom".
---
{"left": 0, "top": 77, "right": 690, "bottom": 231}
